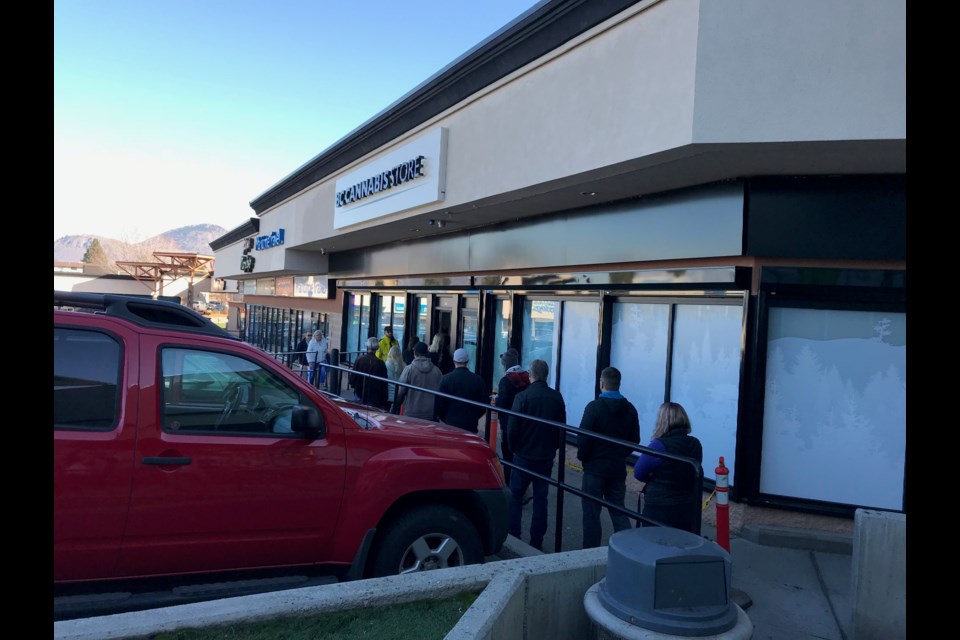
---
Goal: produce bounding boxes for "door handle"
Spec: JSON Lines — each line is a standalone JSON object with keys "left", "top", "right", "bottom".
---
{"left": 142, "top": 456, "right": 192, "bottom": 466}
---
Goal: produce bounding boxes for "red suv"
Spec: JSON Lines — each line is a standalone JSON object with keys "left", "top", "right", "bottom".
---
{"left": 54, "top": 291, "right": 508, "bottom": 586}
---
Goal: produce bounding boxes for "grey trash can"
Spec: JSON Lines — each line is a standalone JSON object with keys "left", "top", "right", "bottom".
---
{"left": 584, "top": 527, "right": 752, "bottom": 638}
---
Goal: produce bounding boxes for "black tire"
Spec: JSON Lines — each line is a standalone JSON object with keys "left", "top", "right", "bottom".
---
{"left": 370, "top": 505, "right": 484, "bottom": 578}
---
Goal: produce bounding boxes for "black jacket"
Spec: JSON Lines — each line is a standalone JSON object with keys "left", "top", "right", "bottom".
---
{"left": 496, "top": 369, "right": 530, "bottom": 413}
{"left": 294, "top": 339, "right": 309, "bottom": 366}
{"left": 435, "top": 367, "right": 489, "bottom": 433}
{"left": 349, "top": 352, "right": 389, "bottom": 410}
{"left": 642, "top": 431, "right": 703, "bottom": 507}
{"left": 507, "top": 380, "right": 566, "bottom": 461}
{"left": 577, "top": 396, "right": 640, "bottom": 478}
{"left": 430, "top": 350, "right": 455, "bottom": 375}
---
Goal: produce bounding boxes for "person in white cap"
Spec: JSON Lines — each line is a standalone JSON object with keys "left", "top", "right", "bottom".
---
{"left": 435, "top": 348, "right": 488, "bottom": 434}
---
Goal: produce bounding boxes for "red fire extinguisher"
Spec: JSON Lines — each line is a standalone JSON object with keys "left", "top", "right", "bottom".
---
{"left": 715, "top": 456, "right": 730, "bottom": 552}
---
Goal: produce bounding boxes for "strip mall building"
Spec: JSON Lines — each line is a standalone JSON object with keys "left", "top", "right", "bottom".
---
{"left": 211, "top": 0, "right": 906, "bottom": 516}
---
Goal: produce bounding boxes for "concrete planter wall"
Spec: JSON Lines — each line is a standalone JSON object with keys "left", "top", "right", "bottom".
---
{"left": 54, "top": 547, "right": 610, "bottom": 640}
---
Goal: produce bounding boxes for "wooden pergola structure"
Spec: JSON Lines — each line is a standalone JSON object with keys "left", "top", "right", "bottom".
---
{"left": 116, "top": 252, "right": 215, "bottom": 305}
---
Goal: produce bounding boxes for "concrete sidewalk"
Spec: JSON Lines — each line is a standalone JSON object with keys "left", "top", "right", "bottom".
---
{"left": 723, "top": 525, "right": 853, "bottom": 640}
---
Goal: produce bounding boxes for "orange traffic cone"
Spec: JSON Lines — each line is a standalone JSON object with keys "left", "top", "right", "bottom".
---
{"left": 488, "top": 399, "right": 499, "bottom": 451}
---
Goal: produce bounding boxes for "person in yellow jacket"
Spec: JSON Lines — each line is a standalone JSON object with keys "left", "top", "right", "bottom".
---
{"left": 375, "top": 326, "right": 399, "bottom": 361}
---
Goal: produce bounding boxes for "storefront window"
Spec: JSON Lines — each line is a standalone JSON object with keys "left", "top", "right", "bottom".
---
{"left": 522, "top": 300, "right": 559, "bottom": 386}
{"left": 670, "top": 303, "right": 744, "bottom": 484}
{"left": 558, "top": 301, "right": 600, "bottom": 427}
{"left": 345, "top": 293, "right": 371, "bottom": 358}
{"left": 610, "top": 302, "right": 670, "bottom": 442}
{"left": 493, "top": 298, "right": 511, "bottom": 383}
{"left": 760, "top": 307, "right": 906, "bottom": 510}
{"left": 415, "top": 296, "right": 429, "bottom": 345}
{"left": 460, "top": 296, "right": 479, "bottom": 372}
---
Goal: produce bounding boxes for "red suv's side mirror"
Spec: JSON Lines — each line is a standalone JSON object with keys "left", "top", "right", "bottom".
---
{"left": 291, "top": 405, "right": 325, "bottom": 438}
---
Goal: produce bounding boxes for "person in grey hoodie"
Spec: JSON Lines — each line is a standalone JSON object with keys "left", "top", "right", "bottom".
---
{"left": 576, "top": 366, "right": 641, "bottom": 548}
{"left": 392, "top": 341, "right": 443, "bottom": 420}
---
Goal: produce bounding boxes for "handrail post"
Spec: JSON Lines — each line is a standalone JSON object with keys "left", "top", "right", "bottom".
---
{"left": 485, "top": 406, "right": 498, "bottom": 450}
{"left": 329, "top": 349, "right": 341, "bottom": 396}
{"left": 554, "top": 424, "right": 566, "bottom": 553}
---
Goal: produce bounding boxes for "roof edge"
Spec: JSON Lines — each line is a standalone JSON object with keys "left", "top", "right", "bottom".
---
{"left": 210, "top": 218, "right": 260, "bottom": 250}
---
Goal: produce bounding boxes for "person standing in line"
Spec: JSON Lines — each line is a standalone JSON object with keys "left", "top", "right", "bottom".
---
{"left": 375, "top": 326, "right": 399, "bottom": 362}
{"left": 435, "top": 348, "right": 488, "bottom": 433}
{"left": 427, "top": 333, "right": 444, "bottom": 367}
{"left": 294, "top": 331, "right": 310, "bottom": 377}
{"left": 577, "top": 366, "right": 641, "bottom": 548}
{"left": 633, "top": 401, "right": 703, "bottom": 534}
{"left": 437, "top": 333, "right": 455, "bottom": 374}
{"left": 495, "top": 348, "right": 529, "bottom": 485}
{"left": 349, "top": 337, "right": 389, "bottom": 410}
{"left": 402, "top": 335, "right": 421, "bottom": 365}
{"left": 427, "top": 333, "right": 455, "bottom": 374}
{"left": 385, "top": 344, "right": 405, "bottom": 408}
{"left": 305, "top": 330, "right": 328, "bottom": 385}
{"left": 392, "top": 341, "right": 443, "bottom": 420}
{"left": 507, "top": 359, "right": 566, "bottom": 551}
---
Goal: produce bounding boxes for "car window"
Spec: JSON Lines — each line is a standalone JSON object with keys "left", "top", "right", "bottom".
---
{"left": 54, "top": 327, "right": 122, "bottom": 431}
{"left": 161, "top": 347, "right": 305, "bottom": 436}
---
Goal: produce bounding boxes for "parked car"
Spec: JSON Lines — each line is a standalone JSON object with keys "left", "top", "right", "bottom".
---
{"left": 54, "top": 291, "right": 509, "bottom": 586}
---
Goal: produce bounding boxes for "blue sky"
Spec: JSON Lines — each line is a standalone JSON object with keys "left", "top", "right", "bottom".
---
{"left": 54, "top": 0, "right": 541, "bottom": 241}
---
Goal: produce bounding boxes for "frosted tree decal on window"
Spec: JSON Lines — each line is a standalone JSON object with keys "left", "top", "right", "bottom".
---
{"left": 760, "top": 308, "right": 906, "bottom": 510}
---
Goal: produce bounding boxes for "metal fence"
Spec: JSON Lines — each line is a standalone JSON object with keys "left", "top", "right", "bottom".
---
{"left": 270, "top": 349, "right": 704, "bottom": 552}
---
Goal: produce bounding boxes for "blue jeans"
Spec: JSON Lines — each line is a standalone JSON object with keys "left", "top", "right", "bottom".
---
{"left": 581, "top": 472, "right": 631, "bottom": 549}
{"left": 509, "top": 455, "right": 554, "bottom": 551}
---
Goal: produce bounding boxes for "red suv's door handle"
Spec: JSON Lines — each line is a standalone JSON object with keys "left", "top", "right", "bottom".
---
{"left": 142, "top": 457, "right": 192, "bottom": 466}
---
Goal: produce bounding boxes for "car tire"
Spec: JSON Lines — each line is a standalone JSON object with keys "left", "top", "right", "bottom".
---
{"left": 369, "top": 504, "right": 483, "bottom": 578}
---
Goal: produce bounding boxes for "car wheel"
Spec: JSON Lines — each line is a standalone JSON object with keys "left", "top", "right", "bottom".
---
{"left": 370, "top": 505, "right": 483, "bottom": 578}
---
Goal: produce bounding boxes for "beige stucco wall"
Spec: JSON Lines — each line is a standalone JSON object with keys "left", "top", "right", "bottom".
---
{"left": 223, "top": 0, "right": 905, "bottom": 280}
{"left": 438, "top": 0, "right": 700, "bottom": 207}
{"left": 692, "top": 0, "right": 905, "bottom": 143}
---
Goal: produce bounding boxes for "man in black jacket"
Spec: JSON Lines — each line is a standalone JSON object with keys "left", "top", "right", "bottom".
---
{"left": 435, "top": 348, "right": 488, "bottom": 433}
{"left": 507, "top": 359, "right": 566, "bottom": 551}
{"left": 576, "top": 366, "right": 640, "bottom": 548}
{"left": 496, "top": 348, "right": 529, "bottom": 484}
{"left": 349, "top": 337, "right": 389, "bottom": 410}
{"left": 294, "top": 331, "right": 310, "bottom": 377}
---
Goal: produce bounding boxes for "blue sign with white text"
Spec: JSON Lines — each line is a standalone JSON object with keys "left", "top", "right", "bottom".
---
{"left": 255, "top": 229, "right": 285, "bottom": 251}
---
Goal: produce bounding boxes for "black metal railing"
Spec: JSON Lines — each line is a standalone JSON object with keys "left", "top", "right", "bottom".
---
{"left": 271, "top": 351, "right": 704, "bottom": 551}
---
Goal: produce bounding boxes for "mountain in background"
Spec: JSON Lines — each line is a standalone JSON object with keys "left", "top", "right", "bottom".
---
{"left": 53, "top": 224, "right": 227, "bottom": 263}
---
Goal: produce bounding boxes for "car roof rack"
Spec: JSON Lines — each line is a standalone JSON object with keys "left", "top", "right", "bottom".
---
{"left": 54, "top": 290, "right": 238, "bottom": 340}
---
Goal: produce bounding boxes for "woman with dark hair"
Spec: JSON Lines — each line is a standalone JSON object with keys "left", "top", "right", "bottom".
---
{"left": 633, "top": 402, "right": 703, "bottom": 533}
